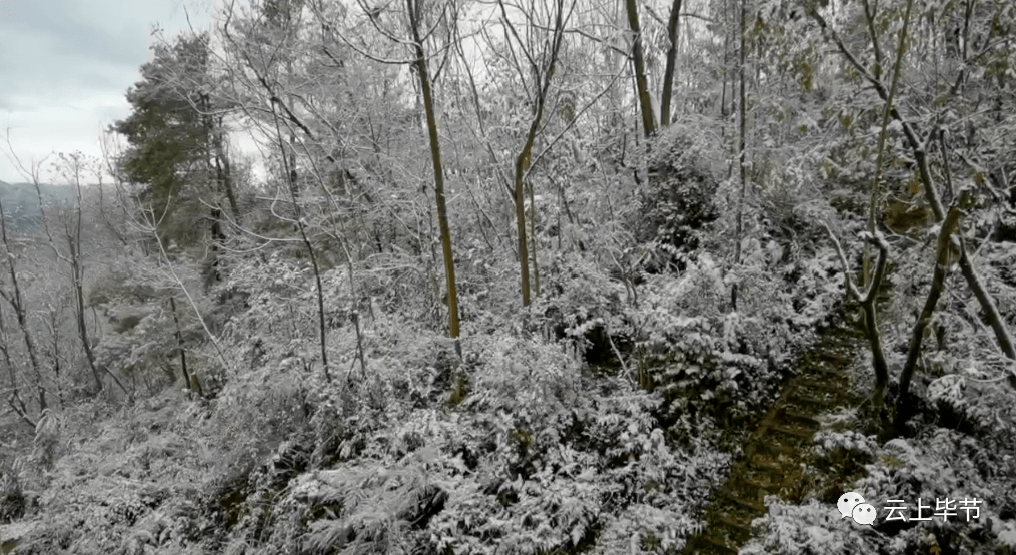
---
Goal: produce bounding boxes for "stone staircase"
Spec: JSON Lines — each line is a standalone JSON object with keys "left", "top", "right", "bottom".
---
{"left": 681, "top": 327, "right": 864, "bottom": 554}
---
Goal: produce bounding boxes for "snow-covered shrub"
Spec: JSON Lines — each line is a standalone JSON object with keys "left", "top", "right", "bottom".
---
{"left": 811, "top": 430, "right": 877, "bottom": 482}
{"left": 533, "top": 250, "right": 632, "bottom": 365}
{"left": 741, "top": 499, "right": 887, "bottom": 554}
{"left": 88, "top": 261, "right": 218, "bottom": 396}
{"left": 636, "top": 121, "right": 724, "bottom": 271}
{"left": 633, "top": 254, "right": 797, "bottom": 440}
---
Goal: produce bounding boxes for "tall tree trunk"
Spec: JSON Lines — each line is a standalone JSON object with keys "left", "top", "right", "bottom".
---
{"left": 529, "top": 179, "right": 540, "bottom": 298}
{"left": 863, "top": 0, "right": 909, "bottom": 287}
{"left": 47, "top": 308, "right": 65, "bottom": 408}
{"left": 66, "top": 168, "right": 103, "bottom": 392}
{"left": 660, "top": 0, "right": 683, "bottom": 127}
{"left": 720, "top": 0, "right": 730, "bottom": 118}
{"left": 497, "top": 0, "right": 568, "bottom": 306}
{"left": 70, "top": 172, "right": 129, "bottom": 396}
{"left": 514, "top": 155, "right": 533, "bottom": 306}
{"left": 200, "top": 94, "right": 239, "bottom": 221}
{"left": 0, "top": 303, "right": 33, "bottom": 427}
{"left": 825, "top": 225, "right": 891, "bottom": 409}
{"left": 213, "top": 122, "right": 240, "bottom": 219}
{"left": 408, "top": 0, "right": 460, "bottom": 339}
{"left": 69, "top": 234, "right": 103, "bottom": 393}
{"left": 898, "top": 192, "right": 967, "bottom": 414}
{"left": 731, "top": 0, "right": 747, "bottom": 311}
{"left": 625, "top": 0, "right": 656, "bottom": 138}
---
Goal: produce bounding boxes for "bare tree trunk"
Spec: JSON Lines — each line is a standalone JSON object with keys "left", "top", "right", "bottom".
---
{"left": 514, "top": 157, "right": 533, "bottom": 306}
{"left": 0, "top": 303, "right": 33, "bottom": 427}
{"left": 898, "top": 191, "right": 968, "bottom": 414}
{"left": 659, "top": 0, "right": 683, "bottom": 127}
{"left": 826, "top": 226, "right": 891, "bottom": 409}
{"left": 270, "top": 103, "right": 331, "bottom": 381}
{"left": 863, "top": 0, "right": 910, "bottom": 287}
{"left": 69, "top": 168, "right": 105, "bottom": 392}
{"left": 721, "top": 0, "right": 731, "bottom": 118}
{"left": 47, "top": 308, "right": 66, "bottom": 408}
{"left": 625, "top": 0, "right": 656, "bottom": 138}
{"left": 408, "top": 0, "right": 460, "bottom": 340}
{"left": 529, "top": 179, "right": 540, "bottom": 298}
{"left": 213, "top": 122, "right": 240, "bottom": 219}
{"left": 68, "top": 232, "right": 103, "bottom": 393}
{"left": 496, "top": 0, "right": 570, "bottom": 306}
{"left": 731, "top": 0, "right": 747, "bottom": 311}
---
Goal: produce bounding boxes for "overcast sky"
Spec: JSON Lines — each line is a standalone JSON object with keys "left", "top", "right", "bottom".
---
{"left": 0, "top": 0, "right": 218, "bottom": 183}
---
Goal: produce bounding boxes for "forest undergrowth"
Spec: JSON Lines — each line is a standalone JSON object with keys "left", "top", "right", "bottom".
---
{"left": 0, "top": 126, "right": 856, "bottom": 555}
{"left": 743, "top": 221, "right": 1016, "bottom": 554}
{"left": 0, "top": 118, "right": 1014, "bottom": 555}
{"left": 4, "top": 0, "right": 1016, "bottom": 551}
{"left": 3, "top": 122, "right": 1016, "bottom": 555}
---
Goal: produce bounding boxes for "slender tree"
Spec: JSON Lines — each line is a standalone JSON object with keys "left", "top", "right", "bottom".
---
{"left": 731, "top": 0, "right": 748, "bottom": 310}
{"left": 407, "top": 0, "right": 460, "bottom": 340}
{"left": 826, "top": 226, "right": 892, "bottom": 409}
{"left": 495, "top": 0, "right": 573, "bottom": 306}
{"left": 625, "top": 0, "right": 656, "bottom": 138}
{"left": 897, "top": 189, "right": 971, "bottom": 415}
{"left": 659, "top": 0, "right": 683, "bottom": 127}
{"left": 0, "top": 197, "right": 47, "bottom": 410}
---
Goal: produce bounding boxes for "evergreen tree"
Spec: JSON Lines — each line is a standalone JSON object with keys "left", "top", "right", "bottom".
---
{"left": 111, "top": 33, "right": 235, "bottom": 250}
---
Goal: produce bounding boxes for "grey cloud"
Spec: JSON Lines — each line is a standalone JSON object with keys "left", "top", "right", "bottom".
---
{"left": 0, "top": 0, "right": 217, "bottom": 181}
{"left": 0, "top": 0, "right": 189, "bottom": 108}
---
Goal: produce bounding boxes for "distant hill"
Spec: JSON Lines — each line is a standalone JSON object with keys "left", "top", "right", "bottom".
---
{"left": 0, "top": 179, "right": 78, "bottom": 234}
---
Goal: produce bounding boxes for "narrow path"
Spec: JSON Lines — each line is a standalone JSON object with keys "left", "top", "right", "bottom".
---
{"left": 681, "top": 324, "right": 865, "bottom": 554}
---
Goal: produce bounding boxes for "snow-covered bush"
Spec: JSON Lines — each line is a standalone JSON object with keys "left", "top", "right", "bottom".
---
{"left": 636, "top": 121, "right": 724, "bottom": 271}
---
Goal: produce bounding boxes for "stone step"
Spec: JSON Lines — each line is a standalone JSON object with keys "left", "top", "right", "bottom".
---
{"left": 800, "top": 363, "right": 844, "bottom": 379}
{"left": 770, "top": 423, "right": 815, "bottom": 439}
{"left": 747, "top": 453, "right": 784, "bottom": 472}
{"left": 713, "top": 518, "right": 753, "bottom": 544}
{"left": 717, "top": 491, "right": 765, "bottom": 513}
{"left": 728, "top": 479, "right": 773, "bottom": 505}
{"left": 709, "top": 501, "right": 759, "bottom": 526}
{"left": 735, "top": 467, "right": 784, "bottom": 490}
{"left": 706, "top": 527, "right": 749, "bottom": 552}
{"left": 748, "top": 439, "right": 796, "bottom": 459}
{"left": 782, "top": 392, "right": 829, "bottom": 412}
{"left": 776, "top": 407, "right": 820, "bottom": 427}
{"left": 795, "top": 373, "right": 847, "bottom": 392}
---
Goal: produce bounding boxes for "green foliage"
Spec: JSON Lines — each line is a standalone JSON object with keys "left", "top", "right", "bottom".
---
{"left": 110, "top": 32, "right": 223, "bottom": 247}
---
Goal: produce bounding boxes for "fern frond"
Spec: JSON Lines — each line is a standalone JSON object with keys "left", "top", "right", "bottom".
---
{"left": 302, "top": 519, "right": 353, "bottom": 554}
